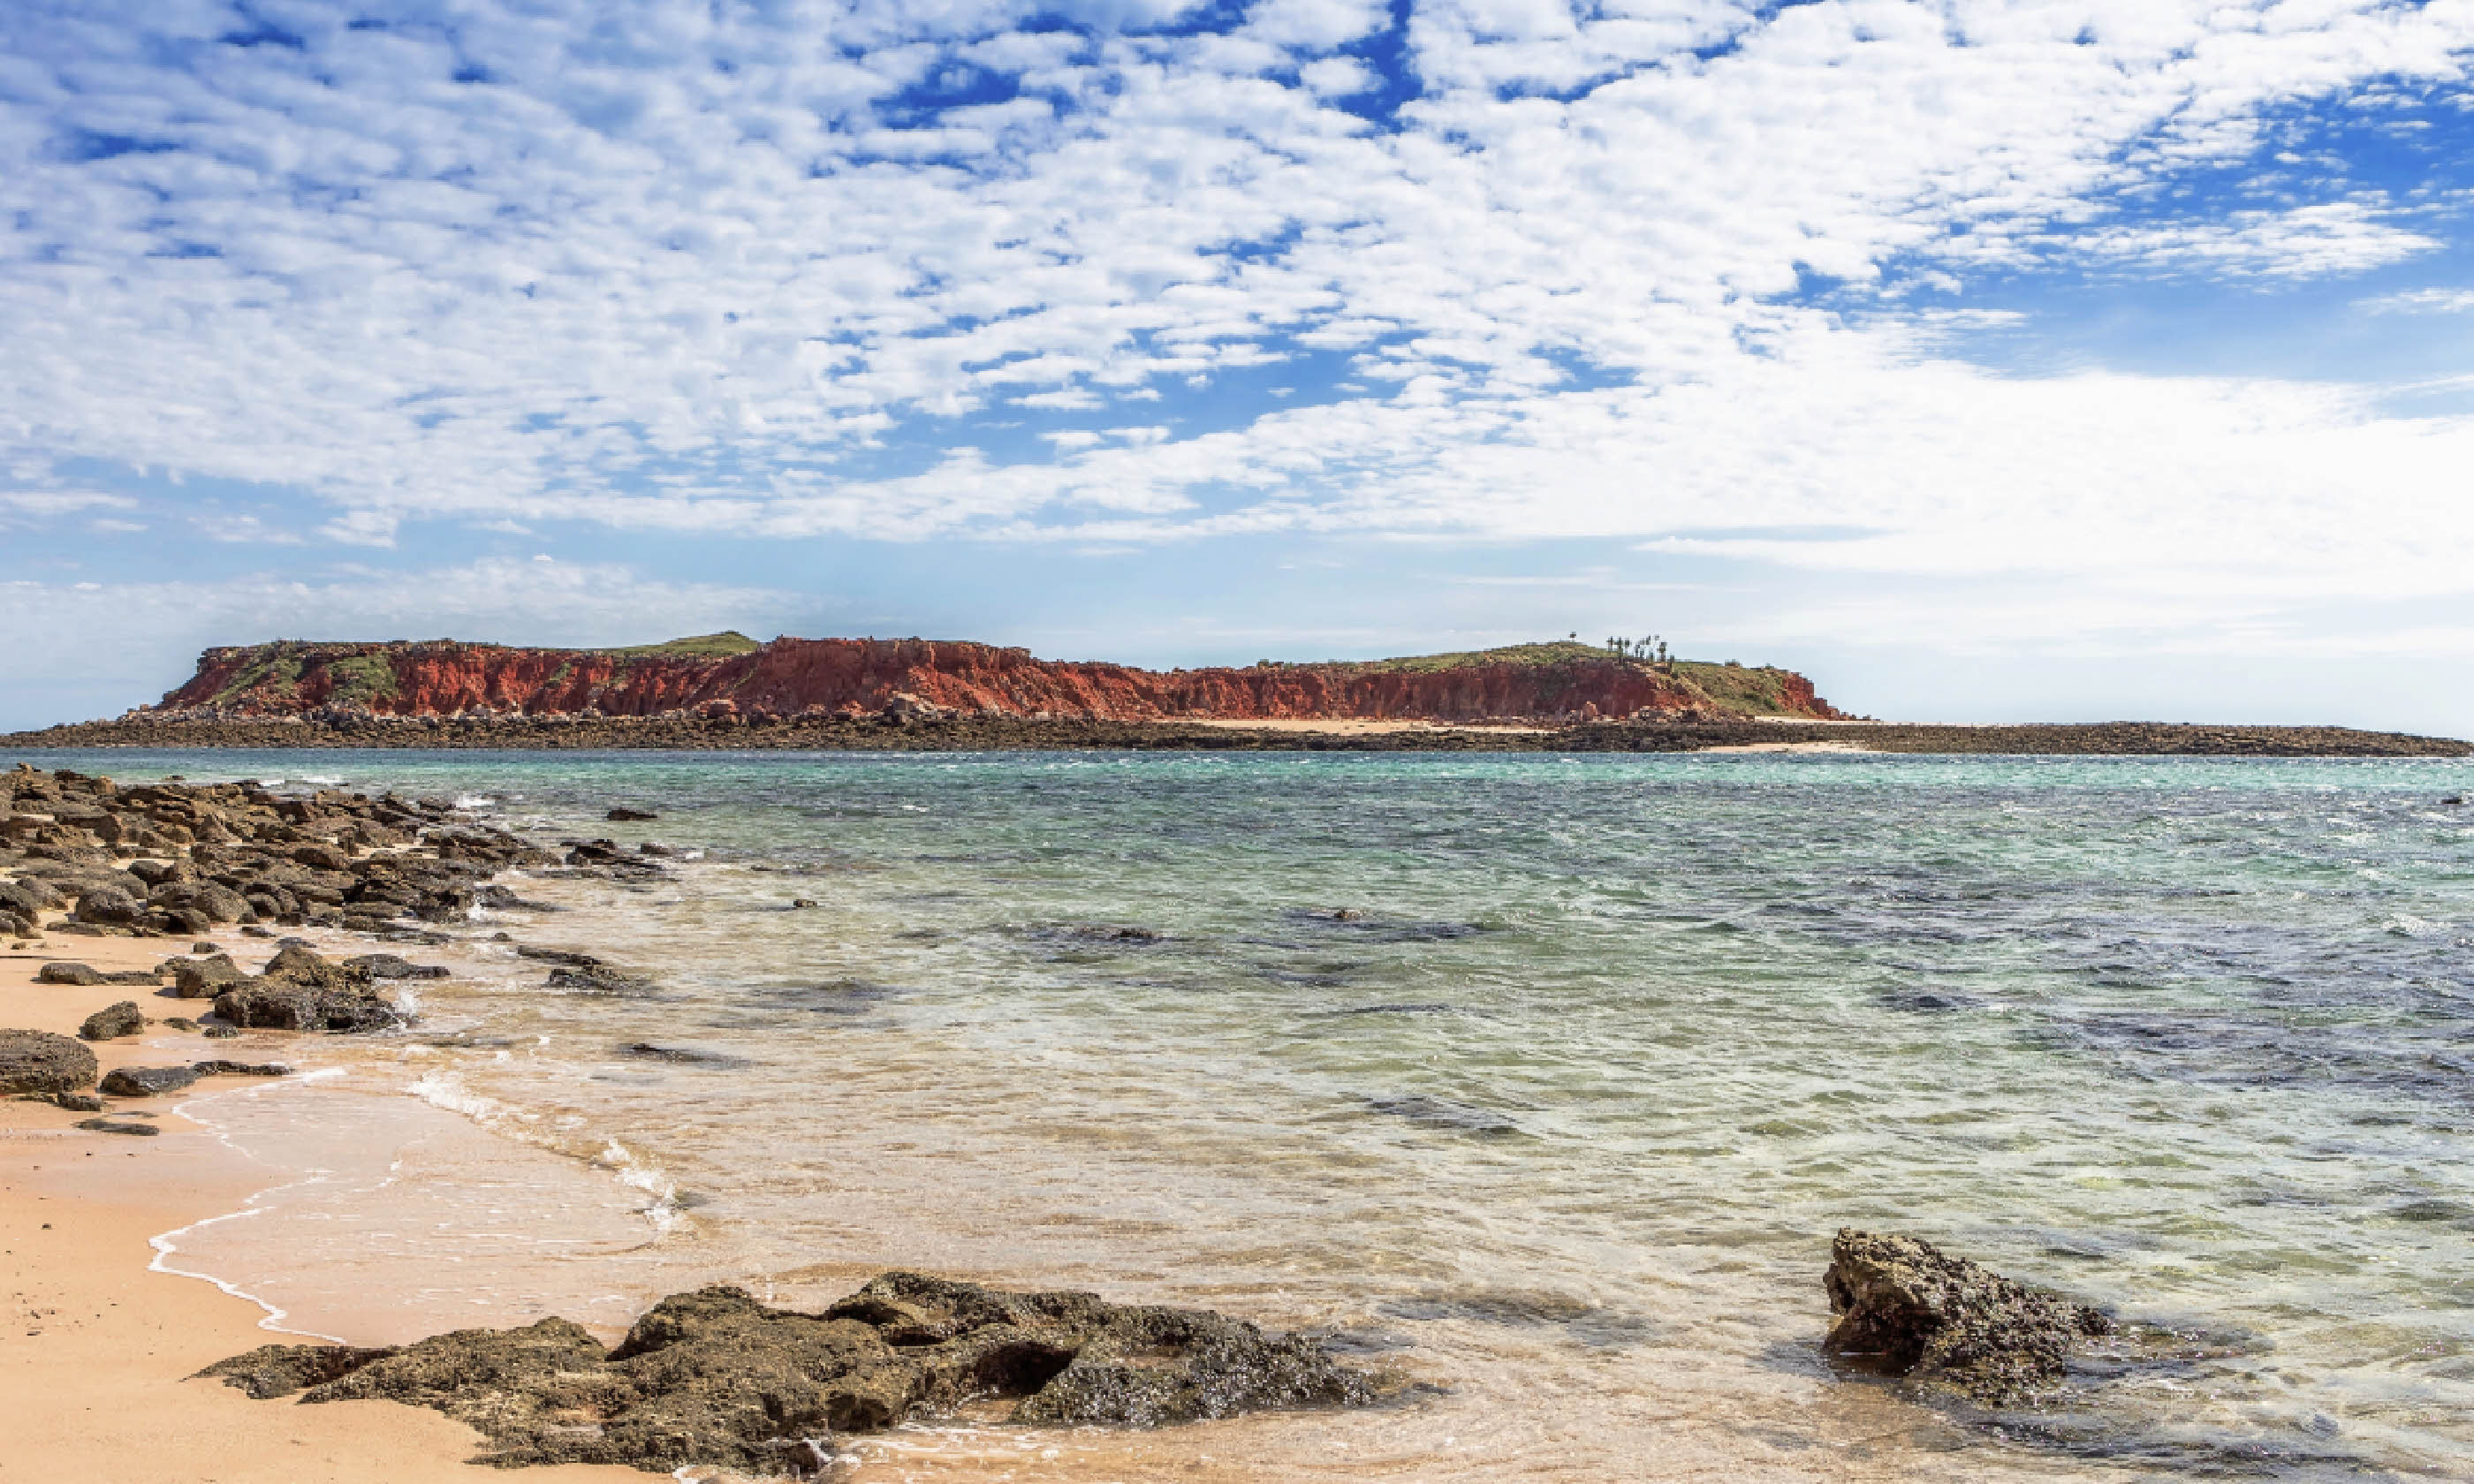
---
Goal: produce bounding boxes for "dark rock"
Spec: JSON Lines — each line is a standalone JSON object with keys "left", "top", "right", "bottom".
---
{"left": 148, "top": 880, "right": 253, "bottom": 924}
{"left": 35, "top": 961, "right": 102, "bottom": 986}
{"left": 77, "top": 1117, "right": 161, "bottom": 1137}
{"left": 98, "top": 968, "right": 164, "bottom": 986}
{"left": 789, "top": 897, "right": 818, "bottom": 910}
{"left": 197, "top": 1343, "right": 397, "bottom": 1400}
{"left": 128, "top": 858, "right": 188, "bottom": 887}
{"left": 513, "top": 945, "right": 603, "bottom": 967}
{"left": 214, "top": 980, "right": 404, "bottom": 1034}
{"left": 546, "top": 965, "right": 657, "bottom": 996}
{"left": 164, "top": 1017, "right": 199, "bottom": 1032}
{"left": 171, "top": 952, "right": 247, "bottom": 998}
{"left": 0, "top": 1028, "right": 98, "bottom": 1094}
{"left": 344, "top": 954, "right": 451, "bottom": 980}
{"left": 617, "top": 1042, "right": 748, "bottom": 1067}
{"left": 1365, "top": 1095, "right": 1522, "bottom": 1135}
{"left": 292, "top": 844, "right": 355, "bottom": 871}
{"left": 0, "top": 877, "right": 64, "bottom": 918}
{"left": 78, "top": 1001, "right": 146, "bottom": 1041}
{"left": 1823, "top": 1228, "right": 2113, "bottom": 1401}
{"left": 194, "top": 1059, "right": 291, "bottom": 1078}
{"left": 212, "top": 945, "right": 405, "bottom": 1032}
{"left": 192, "top": 941, "right": 222, "bottom": 953}
{"left": 636, "top": 843, "right": 677, "bottom": 858}
{"left": 476, "top": 884, "right": 560, "bottom": 912}
{"left": 606, "top": 807, "right": 658, "bottom": 822}
{"left": 72, "top": 886, "right": 144, "bottom": 926}
{"left": 202, "top": 1272, "right": 1376, "bottom": 1473}
{"left": 202, "top": 1023, "right": 242, "bottom": 1039}
{"left": 52, "top": 1091, "right": 106, "bottom": 1112}
{"left": 101, "top": 1064, "right": 201, "bottom": 1097}
{"left": 240, "top": 924, "right": 276, "bottom": 939}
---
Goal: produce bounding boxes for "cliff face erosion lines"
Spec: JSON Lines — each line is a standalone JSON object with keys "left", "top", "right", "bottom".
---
{"left": 151, "top": 636, "right": 1847, "bottom": 725}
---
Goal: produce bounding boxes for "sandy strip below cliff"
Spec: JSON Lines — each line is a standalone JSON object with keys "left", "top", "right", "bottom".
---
{"left": 1179, "top": 716, "right": 1551, "bottom": 735}
{"left": 0, "top": 928, "right": 644, "bottom": 1484}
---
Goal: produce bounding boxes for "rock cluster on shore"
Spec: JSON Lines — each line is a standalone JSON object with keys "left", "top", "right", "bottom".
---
{"left": 0, "top": 762, "right": 548, "bottom": 943}
{"left": 205, "top": 1271, "right": 1382, "bottom": 1474}
{"left": 1, "top": 764, "right": 546, "bottom": 1105}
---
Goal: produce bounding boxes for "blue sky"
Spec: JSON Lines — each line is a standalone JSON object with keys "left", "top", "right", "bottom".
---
{"left": 4, "top": 0, "right": 2472, "bottom": 732}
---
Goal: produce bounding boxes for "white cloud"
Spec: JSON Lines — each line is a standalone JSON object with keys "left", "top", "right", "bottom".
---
{"left": 0, "top": 0, "right": 2469, "bottom": 624}
{"left": 2359, "top": 287, "right": 2474, "bottom": 314}
{"left": 2069, "top": 200, "right": 2440, "bottom": 278}
{"left": 0, "top": 557, "right": 809, "bottom": 693}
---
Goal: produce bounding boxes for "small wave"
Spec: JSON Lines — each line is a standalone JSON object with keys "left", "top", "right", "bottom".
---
{"left": 594, "top": 1140, "right": 687, "bottom": 1234}
{"left": 452, "top": 793, "right": 497, "bottom": 810}
{"left": 406, "top": 1071, "right": 518, "bottom": 1124}
{"left": 300, "top": 775, "right": 343, "bottom": 786}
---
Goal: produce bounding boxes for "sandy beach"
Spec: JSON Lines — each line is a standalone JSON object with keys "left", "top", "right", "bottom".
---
{"left": 0, "top": 931, "right": 644, "bottom": 1484}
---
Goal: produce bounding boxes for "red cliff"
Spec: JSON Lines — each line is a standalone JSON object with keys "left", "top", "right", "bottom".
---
{"left": 150, "top": 635, "right": 1847, "bottom": 724}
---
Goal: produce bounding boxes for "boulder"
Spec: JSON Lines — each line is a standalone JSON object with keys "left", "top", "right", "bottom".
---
{"left": 1823, "top": 1229, "right": 2113, "bottom": 1400}
{"left": 0, "top": 1029, "right": 98, "bottom": 1095}
{"left": 213, "top": 980, "right": 405, "bottom": 1034}
{"left": 100, "top": 1064, "right": 201, "bottom": 1097}
{"left": 344, "top": 953, "right": 450, "bottom": 980}
{"left": 201, "top": 1273, "right": 1377, "bottom": 1473}
{"left": 148, "top": 880, "right": 253, "bottom": 924}
{"left": 35, "top": 961, "right": 102, "bottom": 986}
{"left": 52, "top": 1091, "right": 106, "bottom": 1112}
{"left": 72, "top": 886, "right": 144, "bottom": 926}
{"left": 78, "top": 1001, "right": 146, "bottom": 1041}
{"left": 171, "top": 952, "right": 247, "bottom": 998}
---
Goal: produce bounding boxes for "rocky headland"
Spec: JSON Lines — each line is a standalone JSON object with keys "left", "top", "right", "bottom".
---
{"left": 8, "top": 632, "right": 2464, "bottom": 753}
{"left": 75, "top": 633, "right": 1845, "bottom": 730}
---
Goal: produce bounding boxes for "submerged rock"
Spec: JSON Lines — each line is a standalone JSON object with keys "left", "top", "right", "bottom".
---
{"left": 0, "top": 1028, "right": 98, "bottom": 1095}
{"left": 344, "top": 953, "right": 451, "bottom": 980}
{"left": 1823, "top": 1228, "right": 2113, "bottom": 1400}
{"left": 202, "top": 1271, "right": 1379, "bottom": 1473}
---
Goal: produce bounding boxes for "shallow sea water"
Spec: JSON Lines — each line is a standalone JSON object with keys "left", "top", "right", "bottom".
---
{"left": 21, "top": 747, "right": 2474, "bottom": 1481}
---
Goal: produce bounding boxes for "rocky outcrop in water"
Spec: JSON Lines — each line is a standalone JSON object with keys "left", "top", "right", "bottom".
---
{"left": 202, "top": 1272, "right": 1378, "bottom": 1474}
{"left": 131, "top": 634, "right": 1843, "bottom": 728}
{"left": 1824, "top": 1228, "right": 2113, "bottom": 1400}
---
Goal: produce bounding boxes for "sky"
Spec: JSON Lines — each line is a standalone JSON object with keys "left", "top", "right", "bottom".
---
{"left": 3, "top": 0, "right": 2473, "bottom": 733}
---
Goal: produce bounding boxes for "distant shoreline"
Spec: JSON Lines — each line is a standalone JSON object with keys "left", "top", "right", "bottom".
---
{"left": 5, "top": 714, "right": 2466, "bottom": 756}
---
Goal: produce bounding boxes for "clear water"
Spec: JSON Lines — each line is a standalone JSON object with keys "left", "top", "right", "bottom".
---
{"left": 20, "top": 747, "right": 2474, "bottom": 1481}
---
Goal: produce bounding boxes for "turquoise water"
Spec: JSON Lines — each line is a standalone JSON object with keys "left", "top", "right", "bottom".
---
{"left": 19, "top": 747, "right": 2474, "bottom": 1481}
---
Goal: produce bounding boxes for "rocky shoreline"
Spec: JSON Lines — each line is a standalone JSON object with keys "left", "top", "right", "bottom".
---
{"left": 8, "top": 712, "right": 2467, "bottom": 755}
{"left": 0, "top": 763, "right": 2181, "bottom": 1477}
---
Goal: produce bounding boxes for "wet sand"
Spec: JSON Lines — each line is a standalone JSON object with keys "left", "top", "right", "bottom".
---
{"left": 0, "top": 932, "right": 644, "bottom": 1484}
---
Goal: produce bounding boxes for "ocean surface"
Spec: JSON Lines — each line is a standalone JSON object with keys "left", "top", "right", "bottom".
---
{"left": 18, "top": 747, "right": 2474, "bottom": 1482}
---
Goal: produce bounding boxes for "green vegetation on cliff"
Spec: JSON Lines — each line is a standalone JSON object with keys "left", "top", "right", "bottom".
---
{"left": 592, "top": 632, "right": 762, "bottom": 659}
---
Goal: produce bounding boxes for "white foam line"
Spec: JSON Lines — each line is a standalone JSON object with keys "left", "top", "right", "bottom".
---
{"left": 151, "top": 1075, "right": 351, "bottom": 1341}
